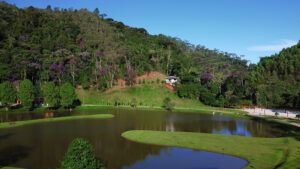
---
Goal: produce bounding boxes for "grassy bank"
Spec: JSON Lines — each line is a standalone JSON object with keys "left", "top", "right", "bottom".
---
{"left": 0, "top": 114, "right": 114, "bottom": 129}
{"left": 122, "top": 130, "right": 300, "bottom": 169}
{"left": 76, "top": 84, "right": 206, "bottom": 108}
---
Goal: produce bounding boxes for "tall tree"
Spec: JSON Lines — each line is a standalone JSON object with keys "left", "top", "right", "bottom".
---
{"left": 19, "top": 79, "right": 35, "bottom": 109}
{"left": 43, "top": 82, "right": 60, "bottom": 108}
{"left": 0, "top": 82, "right": 16, "bottom": 111}
{"left": 60, "top": 82, "right": 76, "bottom": 111}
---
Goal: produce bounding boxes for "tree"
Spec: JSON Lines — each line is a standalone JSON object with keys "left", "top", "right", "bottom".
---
{"left": 162, "top": 97, "right": 175, "bottom": 111}
{"left": 0, "top": 82, "right": 16, "bottom": 111}
{"left": 43, "top": 82, "right": 60, "bottom": 108}
{"left": 59, "top": 138, "right": 105, "bottom": 169}
{"left": 60, "top": 82, "right": 76, "bottom": 111}
{"left": 125, "top": 66, "right": 136, "bottom": 86}
{"left": 19, "top": 79, "right": 35, "bottom": 109}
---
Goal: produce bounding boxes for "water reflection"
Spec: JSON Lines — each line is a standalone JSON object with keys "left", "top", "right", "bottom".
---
{"left": 0, "top": 109, "right": 287, "bottom": 169}
{"left": 124, "top": 147, "right": 248, "bottom": 169}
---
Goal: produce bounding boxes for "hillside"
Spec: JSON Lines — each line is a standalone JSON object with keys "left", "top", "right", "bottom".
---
{"left": 76, "top": 84, "right": 204, "bottom": 108}
{"left": 0, "top": 2, "right": 299, "bottom": 109}
{"left": 246, "top": 43, "right": 300, "bottom": 109}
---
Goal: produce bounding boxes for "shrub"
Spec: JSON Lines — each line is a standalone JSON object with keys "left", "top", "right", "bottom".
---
{"left": 296, "top": 114, "right": 300, "bottom": 120}
{"left": 142, "top": 79, "right": 145, "bottom": 84}
{"left": 114, "top": 97, "right": 120, "bottom": 107}
{"left": 162, "top": 97, "right": 175, "bottom": 111}
{"left": 156, "top": 78, "right": 160, "bottom": 84}
{"left": 151, "top": 80, "right": 154, "bottom": 84}
{"left": 138, "top": 79, "right": 141, "bottom": 84}
{"left": 275, "top": 112, "right": 279, "bottom": 117}
{"left": 131, "top": 98, "right": 137, "bottom": 108}
{"left": 161, "top": 80, "right": 165, "bottom": 84}
{"left": 59, "top": 138, "right": 105, "bottom": 169}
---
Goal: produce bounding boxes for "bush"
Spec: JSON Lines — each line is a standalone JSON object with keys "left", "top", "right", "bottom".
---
{"left": 162, "top": 97, "right": 175, "bottom": 111}
{"left": 131, "top": 98, "right": 137, "bottom": 108}
{"left": 156, "top": 78, "right": 160, "bottom": 84}
{"left": 161, "top": 80, "right": 165, "bottom": 84}
{"left": 296, "top": 114, "right": 300, "bottom": 120}
{"left": 59, "top": 138, "right": 105, "bottom": 169}
{"left": 138, "top": 79, "right": 141, "bottom": 84}
{"left": 142, "top": 79, "right": 145, "bottom": 84}
{"left": 275, "top": 112, "right": 279, "bottom": 117}
{"left": 114, "top": 97, "right": 120, "bottom": 107}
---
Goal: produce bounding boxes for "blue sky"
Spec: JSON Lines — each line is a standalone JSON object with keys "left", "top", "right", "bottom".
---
{"left": 5, "top": 0, "right": 300, "bottom": 63}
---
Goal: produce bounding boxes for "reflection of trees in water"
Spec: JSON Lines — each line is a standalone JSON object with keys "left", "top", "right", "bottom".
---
{"left": 0, "top": 109, "right": 288, "bottom": 169}
{"left": 246, "top": 120, "right": 286, "bottom": 138}
{"left": 0, "top": 145, "right": 32, "bottom": 167}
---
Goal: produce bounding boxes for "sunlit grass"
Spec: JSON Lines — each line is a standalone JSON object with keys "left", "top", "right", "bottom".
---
{"left": 122, "top": 130, "right": 300, "bottom": 169}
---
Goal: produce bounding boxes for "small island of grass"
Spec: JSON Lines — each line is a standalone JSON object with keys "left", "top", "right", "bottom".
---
{"left": 122, "top": 130, "right": 300, "bottom": 169}
{"left": 0, "top": 114, "right": 114, "bottom": 129}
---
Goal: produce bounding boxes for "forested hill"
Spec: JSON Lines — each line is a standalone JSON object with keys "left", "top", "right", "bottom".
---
{"left": 246, "top": 43, "right": 300, "bottom": 109}
{"left": 0, "top": 2, "right": 299, "bottom": 109}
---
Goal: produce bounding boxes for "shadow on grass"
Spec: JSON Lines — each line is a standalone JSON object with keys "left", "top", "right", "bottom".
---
{"left": 249, "top": 116, "right": 300, "bottom": 140}
{"left": 0, "top": 145, "right": 32, "bottom": 167}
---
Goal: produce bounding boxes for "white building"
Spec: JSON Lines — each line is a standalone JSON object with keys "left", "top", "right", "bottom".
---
{"left": 166, "top": 76, "right": 177, "bottom": 86}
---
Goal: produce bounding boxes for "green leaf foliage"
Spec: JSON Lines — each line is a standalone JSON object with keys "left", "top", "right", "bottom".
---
{"left": 59, "top": 138, "right": 105, "bottom": 169}
{"left": 162, "top": 97, "right": 175, "bottom": 111}
{"left": 60, "top": 82, "right": 76, "bottom": 108}
{"left": 43, "top": 82, "right": 60, "bottom": 108}
{"left": 0, "top": 81, "right": 16, "bottom": 107}
{"left": 19, "top": 79, "right": 35, "bottom": 108}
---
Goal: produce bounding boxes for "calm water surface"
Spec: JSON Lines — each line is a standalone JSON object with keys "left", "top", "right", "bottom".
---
{"left": 0, "top": 109, "right": 286, "bottom": 169}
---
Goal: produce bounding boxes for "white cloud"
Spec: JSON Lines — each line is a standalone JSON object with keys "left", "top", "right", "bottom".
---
{"left": 247, "top": 39, "right": 297, "bottom": 52}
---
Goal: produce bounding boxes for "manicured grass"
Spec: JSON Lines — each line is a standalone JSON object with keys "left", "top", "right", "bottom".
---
{"left": 122, "top": 130, "right": 300, "bottom": 169}
{"left": 0, "top": 114, "right": 114, "bottom": 129}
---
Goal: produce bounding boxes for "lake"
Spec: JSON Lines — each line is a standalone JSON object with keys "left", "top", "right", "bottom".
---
{"left": 0, "top": 109, "right": 286, "bottom": 169}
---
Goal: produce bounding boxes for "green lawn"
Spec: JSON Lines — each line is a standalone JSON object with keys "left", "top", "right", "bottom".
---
{"left": 122, "top": 130, "right": 300, "bottom": 169}
{"left": 0, "top": 113, "right": 114, "bottom": 129}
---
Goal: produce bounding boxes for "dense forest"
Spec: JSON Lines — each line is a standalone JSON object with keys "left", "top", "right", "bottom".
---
{"left": 0, "top": 2, "right": 299, "bottom": 109}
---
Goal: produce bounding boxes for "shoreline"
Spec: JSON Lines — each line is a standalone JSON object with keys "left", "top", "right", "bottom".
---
{"left": 0, "top": 113, "right": 114, "bottom": 129}
{"left": 122, "top": 130, "right": 300, "bottom": 169}
{"left": 1, "top": 105, "right": 299, "bottom": 128}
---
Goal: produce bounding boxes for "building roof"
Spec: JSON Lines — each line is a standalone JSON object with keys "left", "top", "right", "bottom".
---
{"left": 166, "top": 76, "right": 177, "bottom": 79}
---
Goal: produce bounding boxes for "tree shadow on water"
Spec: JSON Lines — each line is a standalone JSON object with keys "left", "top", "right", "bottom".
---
{"left": 0, "top": 145, "right": 32, "bottom": 167}
{"left": 249, "top": 116, "right": 300, "bottom": 140}
{"left": 0, "top": 133, "right": 14, "bottom": 140}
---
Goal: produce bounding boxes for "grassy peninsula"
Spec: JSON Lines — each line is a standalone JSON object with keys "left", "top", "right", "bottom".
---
{"left": 122, "top": 130, "right": 300, "bottom": 169}
{"left": 0, "top": 114, "right": 114, "bottom": 129}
